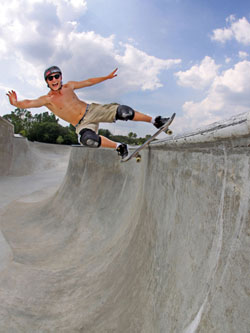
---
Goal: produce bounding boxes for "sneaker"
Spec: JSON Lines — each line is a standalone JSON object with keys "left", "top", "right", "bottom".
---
{"left": 153, "top": 116, "right": 170, "bottom": 129}
{"left": 116, "top": 143, "right": 128, "bottom": 159}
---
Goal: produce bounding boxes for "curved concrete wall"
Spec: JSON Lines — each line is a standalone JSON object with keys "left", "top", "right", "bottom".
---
{"left": 0, "top": 112, "right": 249, "bottom": 332}
{"left": 0, "top": 117, "right": 14, "bottom": 176}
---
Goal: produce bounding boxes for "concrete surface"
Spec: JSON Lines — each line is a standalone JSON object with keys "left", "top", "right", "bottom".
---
{"left": 0, "top": 114, "right": 250, "bottom": 332}
{"left": 0, "top": 117, "right": 14, "bottom": 176}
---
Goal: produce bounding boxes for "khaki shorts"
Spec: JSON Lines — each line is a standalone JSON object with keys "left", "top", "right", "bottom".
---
{"left": 75, "top": 103, "right": 119, "bottom": 134}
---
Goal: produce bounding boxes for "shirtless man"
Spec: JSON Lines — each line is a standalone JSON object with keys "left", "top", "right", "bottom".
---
{"left": 7, "top": 66, "right": 169, "bottom": 158}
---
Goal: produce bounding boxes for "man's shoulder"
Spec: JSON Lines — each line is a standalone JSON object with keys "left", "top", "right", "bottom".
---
{"left": 44, "top": 92, "right": 52, "bottom": 99}
{"left": 63, "top": 81, "right": 74, "bottom": 89}
{"left": 41, "top": 93, "right": 53, "bottom": 104}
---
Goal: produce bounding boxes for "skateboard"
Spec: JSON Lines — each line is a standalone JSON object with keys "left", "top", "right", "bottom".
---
{"left": 121, "top": 113, "right": 176, "bottom": 163}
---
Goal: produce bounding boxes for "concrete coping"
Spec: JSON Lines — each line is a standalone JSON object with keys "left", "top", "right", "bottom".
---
{"left": 151, "top": 111, "right": 250, "bottom": 147}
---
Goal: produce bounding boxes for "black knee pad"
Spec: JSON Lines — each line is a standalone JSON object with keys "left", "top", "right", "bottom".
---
{"left": 116, "top": 105, "right": 135, "bottom": 121}
{"left": 79, "top": 129, "right": 101, "bottom": 148}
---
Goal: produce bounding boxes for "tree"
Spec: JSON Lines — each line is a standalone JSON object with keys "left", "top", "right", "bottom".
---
{"left": 98, "top": 129, "right": 112, "bottom": 138}
{"left": 34, "top": 112, "right": 58, "bottom": 123}
{"left": 3, "top": 108, "right": 33, "bottom": 135}
{"left": 3, "top": 109, "right": 150, "bottom": 145}
{"left": 128, "top": 132, "right": 137, "bottom": 139}
{"left": 56, "top": 135, "right": 64, "bottom": 144}
{"left": 27, "top": 122, "right": 62, "bottom": 143}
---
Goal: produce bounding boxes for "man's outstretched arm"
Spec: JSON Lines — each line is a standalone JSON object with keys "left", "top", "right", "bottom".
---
{"left": 6, "top": 90, "right": 48, "bottom": 109}
{"left": 69, "top": 68, "right": 118, "bottom": 90}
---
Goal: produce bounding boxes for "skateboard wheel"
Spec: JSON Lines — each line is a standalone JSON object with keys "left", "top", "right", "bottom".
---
{"left": 136, "top": 155, "right": 141, "bottom": 162}
{"left": 166, "top": 129, "right": 173, "bottom": 135}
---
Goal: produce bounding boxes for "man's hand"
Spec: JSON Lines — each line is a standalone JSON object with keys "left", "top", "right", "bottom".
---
{"left": 6, "top": 90, "right": 18, "bottom": 106}
{"left": 6, "top": 91, "right": 47, "bottom": 109}
{"left": 106, "top": 68, "right": 118, "bottom": 80}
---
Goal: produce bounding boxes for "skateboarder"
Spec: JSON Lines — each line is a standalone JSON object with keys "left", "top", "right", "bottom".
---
{"left": 7, "top": 66, "right": 169, "bottom": 159}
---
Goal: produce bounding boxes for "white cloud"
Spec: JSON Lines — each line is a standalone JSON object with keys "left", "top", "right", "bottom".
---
{"left": 0, "top": 39, "right": 7, "bottom": 55}
{"left": 238, "top": 51, "right": 248, "bottom": 59}
{"left": 180, "top": 60, "right": 250, "bottom": 130}
{"left": 214, "top": 60, "right": 250, "bottom": 93}
{"left": 211, "top": 27, "right": 233, "bottom": 44}
{"left": 0, "top": 0, "right": 181, "bottom": 112}
{"left": 175, "top": 56, "right": 220, "bottom": 90}
{"left": 212, "top": 16, "right": 250, "bottom": 45}
{"left": 115, "top": 43, "right": 181, "bottom": 91}
{"left": 52, "top": 0, "right": 87, "bottom": 22}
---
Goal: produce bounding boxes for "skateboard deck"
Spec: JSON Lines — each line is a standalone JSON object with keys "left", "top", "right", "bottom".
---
{"left": 121, "top": 113, "right": 176, "bottom": 163}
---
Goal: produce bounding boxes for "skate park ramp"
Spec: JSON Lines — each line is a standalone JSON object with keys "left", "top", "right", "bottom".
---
{"left": 0, "top": 113, "right": 250, "bottom": 332}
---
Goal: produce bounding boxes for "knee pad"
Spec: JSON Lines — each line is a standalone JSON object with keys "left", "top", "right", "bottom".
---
{"left": 79, "top": 129, "right": 101, "bottom": 148}
{"left": 116, "top": 105, "right": 135, "bottom": 121}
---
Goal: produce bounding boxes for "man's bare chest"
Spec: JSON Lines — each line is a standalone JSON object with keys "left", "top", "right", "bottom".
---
{"left": 49, "top": 89, "right": 79, "bottom": 109}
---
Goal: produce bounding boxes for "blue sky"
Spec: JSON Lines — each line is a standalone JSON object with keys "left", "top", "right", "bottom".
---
{"left": 1, "top": 0, "right": 250, "bottom": 137}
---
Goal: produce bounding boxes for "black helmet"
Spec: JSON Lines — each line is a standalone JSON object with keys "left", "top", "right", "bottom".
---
{"left": 44, "top": 66, "right": 62, "bottom": 80}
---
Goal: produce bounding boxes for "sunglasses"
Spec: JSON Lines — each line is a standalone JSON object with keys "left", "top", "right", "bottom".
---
{"left": 47, "top": 74, "right": 61, "bottom": 81}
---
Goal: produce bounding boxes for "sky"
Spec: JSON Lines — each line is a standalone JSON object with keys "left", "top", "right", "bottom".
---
{"left": 1, "top": 0, "right": 250, "bottom": 137}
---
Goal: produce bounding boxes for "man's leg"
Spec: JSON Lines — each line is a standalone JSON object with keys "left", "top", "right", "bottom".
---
{"left": 99, "top": 135, "right": 117, "bottom": 148}
{"left": 79, "top": 128, "right": 102, "bottom": 148}
{"left": 79, "top": 129, "right": 118, "bottom": 148}
{"left": 133, "top": 111, "right": 152, "bottom": 122}
{"left": 79, "top": 129, "right": 128, "bottom": 158}
{"left": 115, "top": 105, "right": 169, "bottom": 128}
{"left": 99, "top": 136, "right": 128, "bottom": 158}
